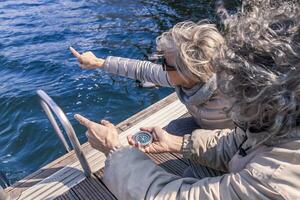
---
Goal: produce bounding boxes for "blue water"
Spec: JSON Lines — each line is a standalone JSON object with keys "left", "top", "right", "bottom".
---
{"left": 0, "top": 0, "right": 218, "bottom": 185}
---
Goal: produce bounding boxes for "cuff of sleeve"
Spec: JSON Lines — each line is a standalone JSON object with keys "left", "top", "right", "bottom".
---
{"left": 103, "top": 56, "right": 113, "bottom": 71}
{"left": 105, "top": 144, "right": 123, "bottom": 157}
{"left": 182, "top": 134, "right": 193, "bottom": 159}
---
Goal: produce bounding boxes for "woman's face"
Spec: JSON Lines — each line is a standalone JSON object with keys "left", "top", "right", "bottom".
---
{"left": 164, "top": 53, "right": 197, "bottom": 89}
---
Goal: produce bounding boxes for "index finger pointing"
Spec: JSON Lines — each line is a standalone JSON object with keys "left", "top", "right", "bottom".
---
{"left": 74, "top": 114, "right": 92, "bottom": 127}
{"left": 70, "top": 46, "right": 82, "bottom": 59}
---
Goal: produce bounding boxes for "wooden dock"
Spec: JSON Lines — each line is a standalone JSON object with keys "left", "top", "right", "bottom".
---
{"left": 5, "top": 93, "right": 192, "bottom": 200}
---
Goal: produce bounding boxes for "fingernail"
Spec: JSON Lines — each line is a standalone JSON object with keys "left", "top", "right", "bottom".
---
{"left": 101, "top": 119, "right": 109, "bottom": 124}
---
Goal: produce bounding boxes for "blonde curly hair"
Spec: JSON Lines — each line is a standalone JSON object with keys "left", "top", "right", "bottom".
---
{"left": 156, "top": 20, "right": 224, "bottom": 83}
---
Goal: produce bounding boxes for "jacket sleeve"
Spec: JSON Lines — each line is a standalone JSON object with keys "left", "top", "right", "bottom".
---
{"left": 183, "top": 127, "right": 246, "bottom": 171}
{"left": 103, "top": 147, "right": 281, "bottom": 200}
{"left": 103, "top": 56, "right": 172, "bottom": 87}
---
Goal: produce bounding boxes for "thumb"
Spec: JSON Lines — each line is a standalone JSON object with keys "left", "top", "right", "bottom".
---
{"left": 140, "top": 127, "right": 154, "bottom": 133}
{"left": 100, "top": 119, "right": 115, "bottom": 128}
{"left": 74, "top": 114, "right": 93, "bottom": 127}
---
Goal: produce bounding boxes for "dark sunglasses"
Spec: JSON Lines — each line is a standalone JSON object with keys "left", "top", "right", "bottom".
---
{"left": 148, "top": 52, "right": 177, "bottom": 71}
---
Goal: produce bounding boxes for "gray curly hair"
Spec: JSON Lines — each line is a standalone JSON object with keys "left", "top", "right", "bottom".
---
{"left": 216, "top": 0, "right": 300, "bottom": 138}
{"left": 156, "top": 21, "right": 225, "bottom": 83}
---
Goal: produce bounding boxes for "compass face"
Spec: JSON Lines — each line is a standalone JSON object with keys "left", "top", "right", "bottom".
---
{"left": 134, "top": 131, "right": 153, "bottom": 146}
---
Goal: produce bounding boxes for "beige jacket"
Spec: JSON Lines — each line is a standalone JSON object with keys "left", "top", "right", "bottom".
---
{"left": 103, "top": 127, "right": 300, "bottom": 200}
{"left": 103, "top": 56, "right": 234, "bottom": 129}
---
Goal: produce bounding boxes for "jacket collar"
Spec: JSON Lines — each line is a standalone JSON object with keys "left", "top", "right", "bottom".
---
{"left": 175, "top": 74, "right": 217, "bottom": 106}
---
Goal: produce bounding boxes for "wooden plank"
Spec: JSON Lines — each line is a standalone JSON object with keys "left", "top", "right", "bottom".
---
{"left": 148, "top": 153, "right": 189, "bottom": 176}
{"left": 117, "top": 93, "right": 178, "bottom": 131}
{"left": 65, "top": 188, "right": 81, "bottom": 200}
{"left": 171, "top": 153, "right": 189, "bottom": 165}
{"left": 60, "top": 189, "right": 82, "bottom": 200}
{"left": 64, "top": 177, "right": 116, "bottom": 200}
{"left": 16, "top": 149, "right": 106, "bottom": 200}
{"left": 54, "top": 189, "right": 80, "bottom": 200}
{"left": 94, "top": 152, "right": 189, "bottom": 180}
{"left": 167, "top": 111, "right": 194, "bottom": 165}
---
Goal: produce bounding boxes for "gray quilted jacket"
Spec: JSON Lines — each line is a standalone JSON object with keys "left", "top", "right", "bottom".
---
{"left": 103, "top": 56, "right": 234, "bottom": 129}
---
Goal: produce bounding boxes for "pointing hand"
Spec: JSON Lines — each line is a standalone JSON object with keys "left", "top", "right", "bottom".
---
{"left": 70, "top": 47, "right": 105, "bottom": 69}
{"left": 74, "top": 114, "right": 121, "bottom": 155}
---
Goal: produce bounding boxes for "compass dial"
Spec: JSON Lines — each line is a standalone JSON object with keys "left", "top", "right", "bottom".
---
{"left": 134, "top": 131, "right": 153, "bottom": 146}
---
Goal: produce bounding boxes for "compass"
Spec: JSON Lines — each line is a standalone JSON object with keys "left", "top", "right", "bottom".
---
{"left": 134, "top": 131, "right": 153, "bottom": 146}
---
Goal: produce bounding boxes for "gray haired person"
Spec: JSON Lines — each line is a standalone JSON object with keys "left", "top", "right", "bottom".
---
{"left": 70, "top": 21, "right": 234, "bottom": 130}
{"left": 75, "top": 1, "right": 300, "bottom": 199}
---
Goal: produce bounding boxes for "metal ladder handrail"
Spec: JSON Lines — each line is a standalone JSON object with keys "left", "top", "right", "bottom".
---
{"left": 37, "top": 90, "right": 92, "bottom": 177}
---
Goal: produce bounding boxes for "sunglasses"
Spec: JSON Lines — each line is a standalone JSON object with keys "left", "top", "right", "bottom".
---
{"left": 148, "top": 52, "right": 177, "bottom": 71}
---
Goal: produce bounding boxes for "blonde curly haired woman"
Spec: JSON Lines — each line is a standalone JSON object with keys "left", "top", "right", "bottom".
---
{"left": 70, "top": 21, "right": 233, "bottom": 131}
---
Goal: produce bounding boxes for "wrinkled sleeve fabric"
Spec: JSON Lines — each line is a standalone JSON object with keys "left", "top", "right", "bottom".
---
{"left": 103, "top": 56, "right": 172, "bottom": 87}
{"left": 182, "top": 128, "right": 246, "bottom": 171}
{"left": 103, "top": 147, "right": 281, "bottom": 200}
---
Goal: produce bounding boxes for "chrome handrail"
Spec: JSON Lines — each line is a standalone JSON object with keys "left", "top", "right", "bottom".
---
{"left": 37, "top": 90, "right": 92, "bottom": 177}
